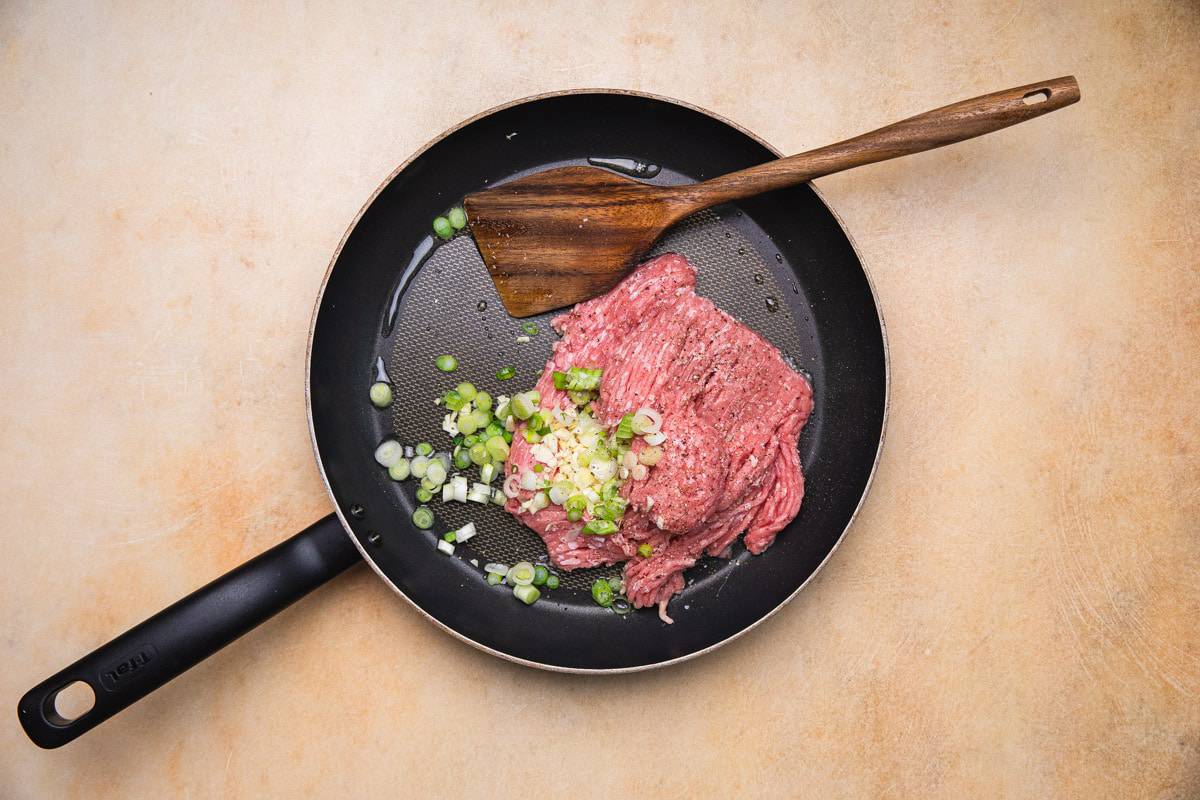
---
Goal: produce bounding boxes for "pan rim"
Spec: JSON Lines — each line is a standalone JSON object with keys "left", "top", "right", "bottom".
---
{"left": 305, "top": 88, "right": 890, "bottom": 674}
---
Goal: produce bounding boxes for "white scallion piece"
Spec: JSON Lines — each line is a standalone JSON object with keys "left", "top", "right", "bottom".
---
{"left": 503, "top": 474, "right": 521, "bottom": 499}
{"left": 456, "top": 521, "right": 477, "bottom": 542}
{"left": 643, "top": 430, "right": 667, "bottom": 446}
{"left": 425, "top": 461, "right": 447, "bottom": 486}
{"left": 410, "top": 455, "right": 429, "bottom": 478}
{"left": 374, "top": 440, "right": 404, "bottom": 467}
{"left": 480, "top": 463, "right": 496, "bottom": 484}
{"left": 442, "top": 482, "right": 453, "bottom": 502}
{"left": 436, "top": 540, "right": 454, "bottom": 555}
{"left": 634, "top": 407, "right": 663, "bottom": 434}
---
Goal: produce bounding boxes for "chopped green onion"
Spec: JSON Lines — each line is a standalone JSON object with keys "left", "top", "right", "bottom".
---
{"left": 564, "top": 367, "right": 602, "bottom": 391}
{"left": 565, "top": 494, "right": 587, "bottom": 515}
{"left": 471, "top": 408, "right": 492, "bottom": 429}
{"left": 545, "top": 574, "right": 560, "bottom": 590}
{"left": 437, "top": 539, "right": 455, "bottom": 555}
{"left": 455, "top": 521, "right": 477, "bottom": 542}
{"left": 416, "top": 487, "right": 434, "bottom": 503}
{"left": 425, "top": 461, "right": 447, "bottom": 485}
{"left": 415, "top": 442, "right": 433, "bottom": 457}
{"left": 616, "top": 413, "right": 635, "bottom": 441}
{"left": 532, "top": 463, "right": 544, "bottom": 473}
{"left": 410, "top": 455, "right": 429, "bottom": 478}
{"left": 528, "top": 390, "right": 540, "bottom": 404}
{"left": 480, "top": 462, "right": 496, "bottom": 484}
{"left": 568, "top": 390, "right": 594, "bottom": 407}
{"left": 552, "top": 370, "right": 568, "bottom": 390}
{"left": 485, "top": 435, "right": 510, "bottom": 462}
{"left": 374, "top": 440, "right": 403, "bottom": 467}
{"left": 432, "top": 216, "right": 453, "bottom": 240}
{"left": 442, "top": 531, "right": 457, "bottom": 543}
{"left": 607, "top": 576, "right": 623, "bottom": 592}
{"left": 475, "top": 391, "right": 493, "bottom": 411}
{"left": 457, "top": 411, "right": 478, "bottom": 436}
{"left": 455, "top": 382, "right": 477, "bottom": 401}
{"left": 513, "top": 584, "right": 540, "bottom": 605}
{"left": 507, "top": 562, "right": 536, "bottom": 586}
{"left": 511, "top": 391, "right": 538, "bottom": 420}
{"left": 462, "top": 434, "right": 479, "bottom": 448}
{"left": 484, "top": 562, "right": 508, "bottom": 576}
{"left": 487, "top": 571, "right": 503, "bottom": 586}
{"left": 495, "top": 366, "right": 516, "bottom": 381}
{"left": 411, "top": 505, "right": 434, "bottom": 529}
{"left": 533, "top": 565, "right": 549, "bottom": 586}
{"left": 521, "top": 321, "right": 539, "bottom": 336}
{"left": 443, "top": 389, "right": 465, "bottom": 411}
{"left": 591, "top": 579, "right": 613, "bottom": 607}
{"left": 468, "top": 442, "right": 488, "bottom": 466}
{"left": 484, "top": 421, "right": 504, "bottom": 439}
{"left": 637, "top": 543, "right": 653, "bottom": 558}
{"left": 523, "top": 429, "right": 542, "bottom": 444}
{"left": 453, "top": 448, "right": 472, "bottom": 470}
{"left": 566, "top": 508, "right": 583, "bottom": 522}
{"left": 503, "top": 430, "right": 513, "bottom": 444}
{"left": 435, "top": 354, "right": 458, "bottom": 372}
{"left": 369, "top": 382, "right": 393, "bottom": 407}
{"left": 582, "top": 519, "right": 618, "bottom": 536}
{"left": 447, "top": 207, "right": 467, "bottom": 230}
{"left": 388, "top": 459, "right": 411, "bottom": 481}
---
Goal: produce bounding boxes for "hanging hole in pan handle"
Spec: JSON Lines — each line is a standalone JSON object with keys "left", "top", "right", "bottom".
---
{"left": 18, "top": 514, "right": 361, "bottom": 748}
{"left": 1022, "top": 89, "right": 1051, "bottom": 105}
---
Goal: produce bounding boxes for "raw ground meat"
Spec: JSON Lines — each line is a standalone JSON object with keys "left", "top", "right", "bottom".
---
{"left": 505, "top": 253, "right": 813, "bottom": 619}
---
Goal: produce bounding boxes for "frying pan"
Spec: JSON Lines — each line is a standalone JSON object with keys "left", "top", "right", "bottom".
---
{"left": 19, "top": 90, "right": 887, "bottom": 749}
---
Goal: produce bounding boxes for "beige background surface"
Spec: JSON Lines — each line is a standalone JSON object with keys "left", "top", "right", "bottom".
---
{"left": 2, "top": 1, "right": 1198, "bottom": 798}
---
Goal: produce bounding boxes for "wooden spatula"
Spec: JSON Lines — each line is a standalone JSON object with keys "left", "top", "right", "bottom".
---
{"left": 465, "top": 76, "right": 1079, "bottom": 317}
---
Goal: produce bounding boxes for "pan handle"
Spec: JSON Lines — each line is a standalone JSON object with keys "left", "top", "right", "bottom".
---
{"left": 17, "top": 514, "right": 361, "bottom": 749}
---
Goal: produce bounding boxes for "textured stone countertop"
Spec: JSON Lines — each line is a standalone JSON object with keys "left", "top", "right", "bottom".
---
{"left": 3, "top": 2, "right": 1197, "bottom": 798}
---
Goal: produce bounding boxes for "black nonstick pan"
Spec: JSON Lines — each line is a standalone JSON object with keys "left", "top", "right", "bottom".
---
{"left": 19, "top": 90, "right": 887, "bottom": 748}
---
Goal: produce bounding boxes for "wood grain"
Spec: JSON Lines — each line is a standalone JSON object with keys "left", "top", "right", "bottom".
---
{"left": 466, "top": 76, "right": 1080, "bottom": 317}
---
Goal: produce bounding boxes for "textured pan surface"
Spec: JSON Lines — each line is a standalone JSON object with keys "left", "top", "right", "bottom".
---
{"left": 309, "top": 91, "right": 886, "bottom": 670}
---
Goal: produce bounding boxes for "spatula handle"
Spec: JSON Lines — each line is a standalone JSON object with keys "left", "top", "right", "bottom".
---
{"left": 676, "top": 76, "right": 1080, "bottom": 209}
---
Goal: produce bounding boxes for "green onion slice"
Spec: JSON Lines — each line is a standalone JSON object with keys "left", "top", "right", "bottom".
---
{"left": 591, "top": 579, "right": 613, "bottom": 607}
{"left": 582, "top": 519, "right": 618, "bottom": 536}
{"left": 369, "top": 382, "right": 393, "bottom": 408}
{"left": 513, "top": 584, "right": 540, "bottom": 605}
{"left": 411, "top": 505, "right": 434, "bottom": 529}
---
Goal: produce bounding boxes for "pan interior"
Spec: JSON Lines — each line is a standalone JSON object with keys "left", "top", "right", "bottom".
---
{"left": 385, "top": 163, "right": 822, "bottom": 601}
{"left": 310, "top": 91, "right": 884, "bottom": 670}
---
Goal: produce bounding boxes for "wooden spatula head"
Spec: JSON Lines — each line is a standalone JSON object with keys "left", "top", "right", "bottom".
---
{"left": 464, "top": 165, "right": 683, "bottom": 317}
